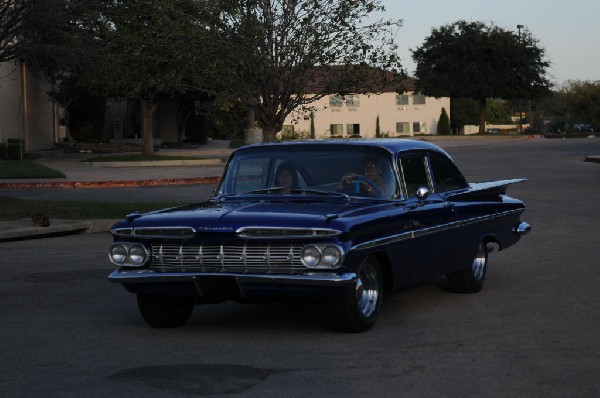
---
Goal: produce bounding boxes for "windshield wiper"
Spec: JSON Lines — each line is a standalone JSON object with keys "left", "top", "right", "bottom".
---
{"left": 212, "top": 187, "right": 287, "bottom": 201}
{"left": 242, "top": 187, "right": 286, "bottom": 194}
{"left": 288, "top": 189, "right": 349, "bottom": 200}
{"left": 290, "top": 189, "right": 394, "bottom": 203}
{"left": 215, "top": 187, "right": 351, "bottom": 201}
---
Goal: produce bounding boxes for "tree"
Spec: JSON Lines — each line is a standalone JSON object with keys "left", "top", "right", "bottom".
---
{"left": 485, "top": 100, "right": 512, "bottom": 124}
{"left": 558, "top": 80, "right": 600, "bottom": 129}
{"left": 29, "top": 1, "right": 403, "bottom": 148}
{"left": 412, "top": 20, "right": 551, "bottom": 134}
{"left": 20, "top": 1, "right": 104, "bottom": 146}
{"left": 28, "top": 0, "right": 220, "bottom": 155}
{"left": 450, "top": 98, "right": 478, "bottom": 133}
{"left": 437, "top": 108, "right": 451, "bottom": 135}
{"left": 0, "top": 0, "right": 36, "bottom": 63}
{"left": 80, "top": 1, "right": 220, "bottom": 154}
{"left": 215, "top": 0, "right": 404, "bottom": 141}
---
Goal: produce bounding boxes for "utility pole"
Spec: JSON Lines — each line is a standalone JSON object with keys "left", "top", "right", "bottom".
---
{"left": 517, "top": 25, "right": 525, "bottom": 133}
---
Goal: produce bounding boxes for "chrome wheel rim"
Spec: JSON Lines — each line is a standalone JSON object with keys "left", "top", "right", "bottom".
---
{"left": 355, "top": 262, "right": 379, "bottom": 317}
{"left": 472, "top": 244, "right": 487, "bottom": 282}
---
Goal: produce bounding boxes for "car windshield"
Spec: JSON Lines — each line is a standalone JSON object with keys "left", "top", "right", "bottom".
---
{"left": 215, "top": 144, "right": 399, "bottom": 199}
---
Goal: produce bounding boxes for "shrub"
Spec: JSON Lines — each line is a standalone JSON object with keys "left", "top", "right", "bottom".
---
{"left": 3, "top": 139, "right": 24, "bottom": 160}
{"left": 437, "top": 108, "right": 451, "bottom": 135}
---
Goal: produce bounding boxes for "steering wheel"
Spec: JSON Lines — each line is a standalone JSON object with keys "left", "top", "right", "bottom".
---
{"left": 348, "top": 175, "right": 383, "bottom": 196}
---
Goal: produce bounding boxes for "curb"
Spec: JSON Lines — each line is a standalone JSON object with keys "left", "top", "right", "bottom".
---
{"left": 0, "top": 218, "right": 120, "bottom": 242}
{"left": 0, "top": 176, "right": 221, "bottom": 190}
{"left": 584, "top": 155, "right": 600, "bottom": 164}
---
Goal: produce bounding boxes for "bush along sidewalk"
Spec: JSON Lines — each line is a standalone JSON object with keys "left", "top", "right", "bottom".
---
{"left": 1, "top": 138, "right": 26, "bottom": 160}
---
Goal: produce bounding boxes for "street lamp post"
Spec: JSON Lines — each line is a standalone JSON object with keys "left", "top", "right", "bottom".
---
{"left": 517, "top": 24, "right": 525, "bottom": 133}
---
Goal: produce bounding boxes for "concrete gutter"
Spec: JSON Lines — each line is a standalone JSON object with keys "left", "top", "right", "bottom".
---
{"left": 0, "top": 176, "right": 221, "bottom": 190}
{"left": 0, "top": 218, "right": 118, "bottom": 242}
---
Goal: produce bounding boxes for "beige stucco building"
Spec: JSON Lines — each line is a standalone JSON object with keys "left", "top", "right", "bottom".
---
{"left": 283, "top": 89, "right": 450, "bottom": 139}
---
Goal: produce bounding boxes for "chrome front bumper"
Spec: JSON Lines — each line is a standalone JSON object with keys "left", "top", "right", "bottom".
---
{"left": 109, "top": 269, "right": 358, "bottom": 287}
{"left": 513, "top": 221, "right": 532, "bottom": 236}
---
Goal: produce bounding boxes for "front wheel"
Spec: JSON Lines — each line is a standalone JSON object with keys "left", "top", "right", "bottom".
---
{"left": 137, "top": 294, "right": 195, "bottom": 328}
{"left": 447, "top": 242, "right": 488, "bottom": 293}
{"left": 326, "top": 257, "right": 383, "bottom": 333}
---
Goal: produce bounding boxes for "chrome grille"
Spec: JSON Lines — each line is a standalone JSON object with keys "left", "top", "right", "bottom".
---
{"left": 151, "top": 243, "right": 304, "bottom": 273}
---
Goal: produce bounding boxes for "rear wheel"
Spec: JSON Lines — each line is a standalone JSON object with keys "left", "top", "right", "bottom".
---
{"left": 447, "top": 242, "right": 488, "bottom": 293}
{"left": 327, "top": 257, "right": 383, "bottom": 332}
{"left": 137, "top": 294, "right": 195, "bottom": 328}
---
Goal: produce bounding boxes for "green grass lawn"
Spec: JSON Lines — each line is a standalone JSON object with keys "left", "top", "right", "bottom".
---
{"left": 0, "top": 160, "right": 66, "bottom": 179}
{"left": 0, "top": 196, "right": 189, "bottom": 221}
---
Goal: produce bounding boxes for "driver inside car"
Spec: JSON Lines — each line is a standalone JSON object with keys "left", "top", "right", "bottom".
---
{"left": 336, "top": 155, "right": 389, "bottom": 196}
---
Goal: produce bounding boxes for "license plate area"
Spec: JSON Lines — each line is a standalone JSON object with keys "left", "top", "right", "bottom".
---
{"left": 195, "top": 276, "right": 242, "bottom": 299}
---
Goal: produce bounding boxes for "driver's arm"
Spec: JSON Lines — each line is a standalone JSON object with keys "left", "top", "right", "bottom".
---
{"left": 336, "top": 172, "right": 359, "bottom": 190}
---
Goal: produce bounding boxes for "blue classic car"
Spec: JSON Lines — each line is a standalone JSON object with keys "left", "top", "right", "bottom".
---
{"left": 108, "top": 139, "right": 530, "bottom": 332}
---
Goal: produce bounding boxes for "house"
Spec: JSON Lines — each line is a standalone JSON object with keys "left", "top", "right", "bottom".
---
{"left": 103, "top": 98, "right": 181, "bottom": 143}
{"left": 0, "top": 60, "right": 184, "bottom": 151}
{"left": 283, "top": 78, "right": 450, "bottom": 138}
{"left": 0, "top": 61, "right": 59, "bottom": 151}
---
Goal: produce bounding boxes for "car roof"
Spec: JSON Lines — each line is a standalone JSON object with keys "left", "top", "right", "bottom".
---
{"left": 238, "top": 139, "right": 450, "bottom": 157}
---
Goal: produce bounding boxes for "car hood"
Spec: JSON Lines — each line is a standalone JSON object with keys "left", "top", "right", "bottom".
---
{"left": 111, "top": 199, "right": 398, "bottom": 234}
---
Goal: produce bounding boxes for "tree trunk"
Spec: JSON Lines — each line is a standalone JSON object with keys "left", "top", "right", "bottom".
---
{"left": 141, "top": 98, "right": 157, "bottom": 156}
{"left": 262, "top": 127, "right": 277, "bottom": 142}
{"left": 479, "top": 98, "right": 487, "bottom": 134}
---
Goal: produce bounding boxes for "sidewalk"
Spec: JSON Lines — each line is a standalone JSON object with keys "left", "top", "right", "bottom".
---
{"left": 0, "top": 139, "right": 232, "bottom": 190}
{"left": 0, "top": 140, "right": 232, "bottom": 241}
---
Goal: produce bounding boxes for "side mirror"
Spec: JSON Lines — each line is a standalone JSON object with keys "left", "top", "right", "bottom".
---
{"left": 415, "top": 186, "right": 430, "bottom": 201}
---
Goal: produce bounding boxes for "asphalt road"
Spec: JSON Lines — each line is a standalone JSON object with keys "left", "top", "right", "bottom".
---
{"left": 1, "top": 138, "right": 599, "bottom": 397}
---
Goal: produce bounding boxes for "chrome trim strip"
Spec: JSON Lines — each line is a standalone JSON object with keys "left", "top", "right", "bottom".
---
{"left": 236, "top": 226, "right": 341, "bottom": 239}
{"left": 108, "top": 270, "right": 357, "bottom": 287}
{"left": 353, "top": 209, "right": 524, "bottom": 250}
{"left": 111, "top": 226, "right": 196, "bottom": 239}
{"left": 111, "top": 228, "right": 133, "bottom": 236}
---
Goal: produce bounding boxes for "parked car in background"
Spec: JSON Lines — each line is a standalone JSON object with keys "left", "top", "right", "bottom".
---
{"left": 573, "top": 124, "right": 594, "bottom": 132}
{"left": 108, "top": 139, "right": 531, "bottom": 332}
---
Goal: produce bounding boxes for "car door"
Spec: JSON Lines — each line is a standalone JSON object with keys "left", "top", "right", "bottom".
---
{"left": 398, "top": 152, "right": 458, "bottom": 282}
{"left": 427, "top": 152, "right": 477, "bottom": 272}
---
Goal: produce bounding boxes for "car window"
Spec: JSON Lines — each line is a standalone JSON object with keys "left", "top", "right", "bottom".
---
{"left": 217, "top": 145, "right": 399, "bottom": 199}
{"left": 269, "top": 159, "right": 308, "bottom": 189}
{"left": 399, "top": 155, "right": 430, "bottom": 198}
{"left": 228, "top": 157, "right": 271, "bottom": 193}
{"left": 428, "top": 153, "right": 467, "bottom": 193}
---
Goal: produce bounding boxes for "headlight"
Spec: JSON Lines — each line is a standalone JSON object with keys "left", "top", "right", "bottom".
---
{"left": 301, "top": 246, "right": 321, "bottom": 267}
{"left": 109, "top": 245, "right": 127, "bottom": 264}
{"left": 109, "top": 243, "right": 149, "bottom": 267}
{"left": 128, "top": 245, "right": 147, "bottom": 265}
{"left": 321, "top": 246, "right": 342, "bottom": 266}
{"left": 301, "top": 245, "right": 343, "bottom": 269}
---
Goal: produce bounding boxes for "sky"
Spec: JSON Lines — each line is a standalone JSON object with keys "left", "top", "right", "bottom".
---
{"left": 377, "top": 0, "right": 600, "bottom": 86}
